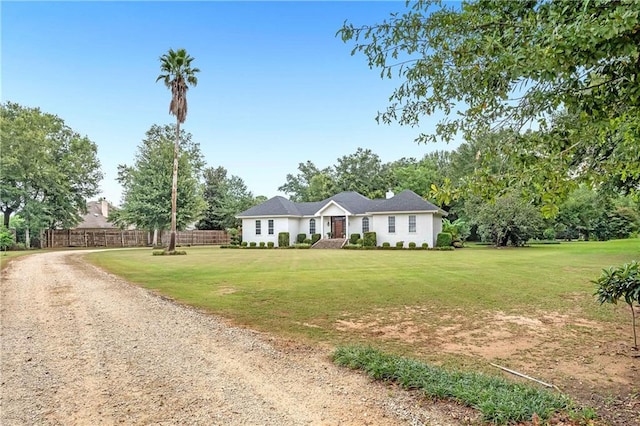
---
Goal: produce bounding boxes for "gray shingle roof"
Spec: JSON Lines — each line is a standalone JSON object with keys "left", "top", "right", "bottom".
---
{"left": 236, "top": 196, "right": 302, "bottom": 217}
{"left": 237, "top": 190, "right": 443, "bottom": 217}
{"left": 366, "top": 190, "right": 440, "bottom": 213}
{"left": 76, "top": 201, "right": 117, "bottom": 229}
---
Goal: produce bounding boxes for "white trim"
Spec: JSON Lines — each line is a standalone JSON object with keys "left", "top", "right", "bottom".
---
{"left": 314, "top": 200, "right": 352, "bottom": 216}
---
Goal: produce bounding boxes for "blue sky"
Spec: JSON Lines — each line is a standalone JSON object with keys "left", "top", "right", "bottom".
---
{"left": 2, "top": 1, "right": 460, "bottom": 205}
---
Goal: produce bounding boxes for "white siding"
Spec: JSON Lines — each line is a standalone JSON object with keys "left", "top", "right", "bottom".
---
{"left": 319, "top": 204, "right": 348, "bottom": 216}
{"left": 241, "top": 217, "right": 297, "bottom": 247}
{"left": 371, "top": 213, "right": 436, "bottom": 248}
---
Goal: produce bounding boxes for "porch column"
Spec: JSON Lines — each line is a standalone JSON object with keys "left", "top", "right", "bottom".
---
{"left": 320, "top": 215, "right": 324, "bottom": 239}
{"left": 345, "top": 214, "right": 349, "bottom": 240}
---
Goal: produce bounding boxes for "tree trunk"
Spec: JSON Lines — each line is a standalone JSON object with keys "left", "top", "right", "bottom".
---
{"left": 25, "top": 228, "right": 30, "bottom": 249}
{"left": 631, "top": 303, "right": 638, "bottom": 350}
{"left": 152, "top": 229, "right": 158, "bottom": 246}
{"left": 168, "top": 120, "right": 179, "bottom": 252}
{"left": 3, "top": 208, "right": 12, "bottom": 228}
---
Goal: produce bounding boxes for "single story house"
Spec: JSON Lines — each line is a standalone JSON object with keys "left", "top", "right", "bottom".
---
{"left": 236, "top": 190, "right": 447, "bottom": 247}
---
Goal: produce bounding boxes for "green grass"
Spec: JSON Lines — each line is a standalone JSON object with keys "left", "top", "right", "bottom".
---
{"left": 0, "top": 250, "right": 35, "bottom": 270}
{"left": 332, "top": 345, "right": 575, "bottom": 424}
{"left": 85, "top": 239, "right": 639, "bottom": 341}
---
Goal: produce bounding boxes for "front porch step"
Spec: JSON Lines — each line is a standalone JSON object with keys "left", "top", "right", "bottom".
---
{"left": 311, "top": 238, "right": 347, "bottom": 249}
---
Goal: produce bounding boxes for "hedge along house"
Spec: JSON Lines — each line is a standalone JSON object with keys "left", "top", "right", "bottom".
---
{"left": 236, "top": 190, "right": 447, "bottom": 248}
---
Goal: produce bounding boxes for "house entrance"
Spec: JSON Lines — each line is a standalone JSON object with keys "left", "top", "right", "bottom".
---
{"left": 331, "top": 216, "right": 346, "bottom": 238}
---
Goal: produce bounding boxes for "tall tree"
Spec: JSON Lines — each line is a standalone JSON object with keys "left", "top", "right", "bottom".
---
{"left": 339, "top": 1, "right": 640, "bottom": 208}
{"left": 156, "top": 48, "right": 200, "bottom": 252}
{"left": 278, "top": 161, "right": 334, "bottom": 202}
{"left": 114, "top": 124, "right": 205, "bottom": 239}
{"left": 196, "top": 166, "right": 259, "bottom": 230}
{"left": 333, "top": 148, "right": 392, "bottom": 199}
{"left": 0, "top": 102, "right": 102, "bottom": 245}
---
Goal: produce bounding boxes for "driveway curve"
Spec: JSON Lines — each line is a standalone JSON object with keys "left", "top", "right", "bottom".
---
{"left": 1, "top": 250, "right": 458, "bottom": 425}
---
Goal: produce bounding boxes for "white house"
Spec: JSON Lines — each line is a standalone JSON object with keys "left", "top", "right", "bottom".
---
{"left": 236, "top": 190, "right": 447, "bottom": 247}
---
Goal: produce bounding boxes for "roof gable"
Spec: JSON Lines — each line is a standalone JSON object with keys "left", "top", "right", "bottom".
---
{"left": 237, "top": 196, "right": 301, "bottom": 217}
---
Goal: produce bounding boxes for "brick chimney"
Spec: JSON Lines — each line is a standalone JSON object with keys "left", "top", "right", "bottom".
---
{"left": 101, "top": 200, "right": 109, "bottom": 218}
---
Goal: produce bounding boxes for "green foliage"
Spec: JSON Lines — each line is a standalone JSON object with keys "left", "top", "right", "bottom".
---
{"left": 293, "top": 243, "right": 311, "bottom": 249}
{"left": 395, "top": 241, "right": 404, "bottom": 248}
{"left": 0, "top": 226, "right": 15, "bottom": 251}
{"left": 278, "top": 232, "right": 290, "bottom": 247}
{"left": 156, "top": 48, "right": 199, "bottom": 124}
{"left": 408, "top": 242, "right": 416, "bottom": 249}
{"left": 114, "top": 124, "right": 205, "bottom": 231}
{"left": 473, "top": 193, "right": 544, "bottom": 247}
{"left": 442, "top": 218, "right": 470, "bottom": 242}
{"left": 249, "top": 242, "right": 257, "bottom": 247}
{"left": 436, "top": 232, "right": 452, "bottom": 248}
{"left": 152, "top": 250, "right": 187, "bottom": 256}
{"left": 267, "top": 241, "right": 274, "bottom": 249}
{"left": 543, "top": 228, "right": 557, "bottom": 241}
{"left": 0, "top": 102, "right": 103, "bottom": 231}
{"left": 296, "top": 233, "right": 306, "bottom": 244}
{"left": 311, "top": 233, "right": 321, "bottom": 245}
{"left": 196, "top": 166, "right": 259, "bottom": 230}
{"left": 349, "top": 233, "right": 361, "bottom": 245}
{"left": 382, "top": 242, "right": 391, "bottom": 248}
{"left": 333, "top": 346, "right": 571, "bottom": 424}
{"left": 421, "top": 242, "right": 429, "bottom": 249}
{"left": 259, "top": 242, "right": 265, "bottom": 248}
{"left": 594, "top": 261, "right": 640, "bottom": 349}
{"left": 339, "top": 1, "right": 640, "bottom": 209}
{"left": 303, "top": 238, "right": 311, "bottom": 244}
{"left": 363, "top": 231, "right": 377, "bottom": 247}
{"left": 240, "top": 241, "right": 248, "bottom": 247}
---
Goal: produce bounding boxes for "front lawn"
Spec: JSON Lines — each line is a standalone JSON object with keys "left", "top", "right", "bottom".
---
{"left": 85, "top": 239, "right": 640, "bottom": 423}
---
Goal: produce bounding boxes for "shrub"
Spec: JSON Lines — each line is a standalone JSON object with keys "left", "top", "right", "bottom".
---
{"left": 382, "top": 242, "right": 391, "bottom": 248}
{"left": 408, "top": 242, "right": 416, "bottom": 249}
{"left": 278, "top": 232, "right": 290, "bottom": 247}
{"left": 259, "top": 241, "right": 265, "bottom": 248}
{"left": 241, "top": 241, "right": 248, "bottom": 247}
{"left": 311, "top": 233, "right": 321, "bottom": 244}
{"left": 349, "top": 233, "right": 361, "bottom": 245}
{"left": 297, "top": 233, "right": 306, "bottom": 244}
{"left": 303, "top": 238, "right": 312, "bottom": 244}
{"left": 363, "top": 232, "right": 377, "bottom": 247}
{"left": 250, "top": 242, "right": 257, "bottom": 247}
{"left": 0, "top": 226, "right": 15, "bottom": 251}
{"left": 293, "top": 243, "right": 311, "bottom": 249}
{"left": 452, "top": 241, "right": 463, "bottom": 248}
{"left": 436, "top": 232, "right": 452, "bottom": 248}
{"left": 395, "top": 241, "right": 404, "bottom": 248}
{"left": 267, "top": 241, "right": 274, "bottom": 248}
{"left": 543, "top": 227, "right": 556, "bottom": 240}
{"left": 357, "top": 238, "right": 363, "bottom": 245}
{"left": 153, "top": 250, "right": 187, "bottom": 256}
{"left": 422, "top": 242, "right": 429, "bottom": 249}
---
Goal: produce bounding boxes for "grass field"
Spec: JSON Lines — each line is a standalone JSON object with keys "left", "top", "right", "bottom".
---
{"left": 85, "top": 239, "right": 640, "bottom": 423}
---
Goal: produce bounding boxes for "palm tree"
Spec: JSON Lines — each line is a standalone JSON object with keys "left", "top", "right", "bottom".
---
{"left": 156, "top": 48, "right": 200, "bottom": 252}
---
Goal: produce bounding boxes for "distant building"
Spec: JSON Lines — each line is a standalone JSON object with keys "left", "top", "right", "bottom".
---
{"left": 76, "top": 200, "right": 117, "bottom": 229}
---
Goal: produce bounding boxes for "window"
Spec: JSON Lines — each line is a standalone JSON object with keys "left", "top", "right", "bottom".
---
{"left": 388, "top": 216, "right": 395, "bottom": 233}
{"left": 362, "top": 217, "right": 369, "bottom": 233}
{"left": 268, "top": 219, "right": 274, "bottom": 235}
{"left": 309, "top": 218, "right": 316, "bottom": 235}
{"left": 255, "top": 220, "right": 261, "bottom": 235}
{"left": 409, "top": 215, "right": 416, "bottom": 233}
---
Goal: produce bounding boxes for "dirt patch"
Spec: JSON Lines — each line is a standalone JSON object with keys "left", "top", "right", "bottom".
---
{"left": 335, "top": 306, "right": 640, "bottom": 425}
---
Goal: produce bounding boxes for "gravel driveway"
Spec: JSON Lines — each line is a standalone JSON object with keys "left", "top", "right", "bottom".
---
{"left": 1, "top": 250, "right": 460, "bottom": 425}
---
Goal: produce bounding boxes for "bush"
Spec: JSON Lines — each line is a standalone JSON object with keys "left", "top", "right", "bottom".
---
{"left": 293, "top": 243, "right": 311, "bottom": 249}
{"left": 297, "top": 233, "right": 306, "bottom": 244}
{"left": 452, "top": 241, "right": 463, "bottom": 248}
{"left": 382, "top": 242, "right": 391, "bottom": 248}
{"left": 250, "top": 242, "right": 257, "bottom": 247}
{"left": 363, "top": 232, "right": 377, "bottom": 247}
{"left": 357, "top": 238, "right": 363, "bottom": 245}
{"left": 278, "top": 232, "right": 290, "bottom": 247}
{"left": 267, "top": 241, "right": 274, "bottom": 248}
{"left": 153, "top": 250, "right": 187, "bottom": 256}
{"left": 311, "top": 233, "right": 321, "bottom": 244}
{"left": 395, "top": 241, "right": 404, "bottom": 248}
{"left": 349, "top": 233, "right": 361, "bottom": 245}
{"left": 259, "top": 241, "right": 265, "bottom": 248}
{"left": 408, "top": 242, "right": 416, "bottom": 249}
{"left": 436, "top": 232, "right": 453, "bottom": 248}
{"left": 241, "top": 241, "right": 248, "bottom": 247}
{"left": 422, "top": 242, "right": 429, "bottom": 249}
{"left": 303, "top": 238, "right": 312, "bottom": 244}
{"left": 543, "top": 227, "right": 556, "bottom": 240}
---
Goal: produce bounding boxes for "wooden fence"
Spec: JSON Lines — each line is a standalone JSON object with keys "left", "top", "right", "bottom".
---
{"left": 43, "top": 229, "right": 229, "bottom": 248}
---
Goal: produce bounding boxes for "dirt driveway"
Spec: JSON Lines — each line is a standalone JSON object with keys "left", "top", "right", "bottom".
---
{"left": 1, "top": 251, "right": 465, "bottom": 425}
